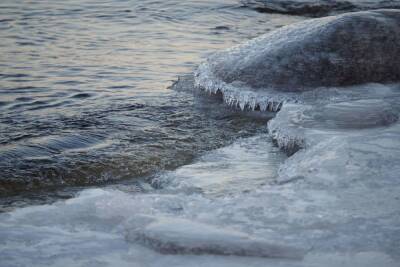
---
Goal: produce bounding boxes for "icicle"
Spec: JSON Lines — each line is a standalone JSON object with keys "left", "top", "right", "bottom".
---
{"left": 194, "top": 61, "right": 298, "bottom": 113}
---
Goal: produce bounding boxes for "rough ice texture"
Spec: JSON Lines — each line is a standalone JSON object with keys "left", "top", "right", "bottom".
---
{"left": 242, "top": 0, "right": 400, "bottom": 17}
{"left": 267, "top": 104, "right": 308, "bottom": 154}
{"left": 266, "top": 88, "right": 400, "bottom": 154}
{"left": 195, "top": 62, "right": 296, "bottom": 112}
{"left": 195, "top": 10, "right": 400, "bottom": 110}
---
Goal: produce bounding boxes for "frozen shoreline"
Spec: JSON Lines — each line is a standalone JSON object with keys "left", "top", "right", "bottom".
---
{"left": 1, "top": 3, "right": 400, "bottom": 267}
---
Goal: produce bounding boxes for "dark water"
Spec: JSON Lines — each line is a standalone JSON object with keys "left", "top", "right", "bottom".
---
{"left": 0, "top": 0, "right": 303, "bottom": 199}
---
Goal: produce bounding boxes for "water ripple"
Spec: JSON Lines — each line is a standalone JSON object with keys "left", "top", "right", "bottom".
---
{"left": 0, "top": 0, "right": 303, "bottom": 197}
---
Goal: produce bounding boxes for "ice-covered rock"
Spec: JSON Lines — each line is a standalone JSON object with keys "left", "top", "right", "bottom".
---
{"left": 195, "top": 10, "right": 400, "bottom": 110}
{"left": 242, "top": 0, "right": 400, "bottom": 17}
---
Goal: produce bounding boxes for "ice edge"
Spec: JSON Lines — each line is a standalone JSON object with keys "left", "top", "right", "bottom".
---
{"left": 194, "top": 62, "right": 302, "bottom": 112}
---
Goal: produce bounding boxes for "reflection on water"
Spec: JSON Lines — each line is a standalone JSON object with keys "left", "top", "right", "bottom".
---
{"left": 0, "top": 0, "right": 304, "bottom": 198}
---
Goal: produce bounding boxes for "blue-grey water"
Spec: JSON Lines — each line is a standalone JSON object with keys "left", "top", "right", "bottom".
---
{"left": 0, "top": 0, "right": 302, "bottom": 204}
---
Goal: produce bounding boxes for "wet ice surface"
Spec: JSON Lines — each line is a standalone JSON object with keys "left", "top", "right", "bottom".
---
{"left": 150, "top": 134, "right": 285, "bottom": 196}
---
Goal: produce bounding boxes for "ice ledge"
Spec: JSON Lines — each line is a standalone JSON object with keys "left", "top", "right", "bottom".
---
{"left": 194, "top": 62, "right": 299, "bottom": 112}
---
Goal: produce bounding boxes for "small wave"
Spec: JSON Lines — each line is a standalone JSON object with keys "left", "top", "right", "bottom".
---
{"left": 70, "top": 92, "right": 92, "bottom": 99}
{"left": 0, "top": 133, "right": 106, "bottom": 163}
{"left": 1, "top": 86, "right": 43, "bottom": 93}
{"left": 7, "top": 99, "right": 73, "bottom": 111}
{"left": 0, "top": 73, "right": 30, "bottom": 79}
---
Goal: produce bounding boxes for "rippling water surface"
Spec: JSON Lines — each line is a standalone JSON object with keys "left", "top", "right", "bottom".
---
{"left": 0, "top": 0, "right": 303, "bottom": 201}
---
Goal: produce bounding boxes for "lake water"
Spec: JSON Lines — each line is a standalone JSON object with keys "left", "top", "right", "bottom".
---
{"left": 0, "top": 0, "right": 302, "bottom": 202}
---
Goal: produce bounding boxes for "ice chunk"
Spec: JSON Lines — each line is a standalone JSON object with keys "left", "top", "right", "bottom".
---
{"left": 267, "top": 91, "right": 400, "bottom": 153}
{"left": 128, "top": 217, "right": 306, "bottom": 259}
{"left": 267, "top": 104, "right": 308, "bottom": 154}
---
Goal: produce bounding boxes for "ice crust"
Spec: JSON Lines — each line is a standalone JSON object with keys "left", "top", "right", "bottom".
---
{"left": 266, "top": 84, "right": 400, "bottom": 153}
{"left": 195, "top": 62, "right": 293, "bottom": 112}
{"left": 195, "top": 10, "right": 400, "bottom": 111}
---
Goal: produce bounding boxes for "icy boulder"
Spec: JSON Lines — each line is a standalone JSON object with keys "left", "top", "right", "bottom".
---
{"left": 242, "top": 0, "right": 400, "bottom": 17}
{"left": 195, "top": 10, "right": 400, "bottom": 110}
